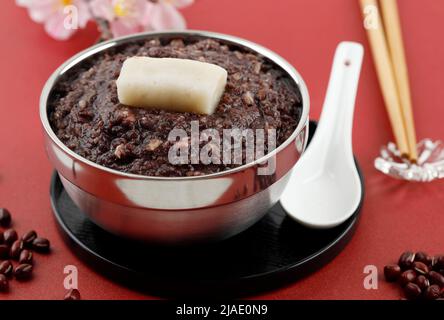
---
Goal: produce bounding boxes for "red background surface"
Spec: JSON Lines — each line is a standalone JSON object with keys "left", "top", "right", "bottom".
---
{"left": 0, "top": 0, "right": 443, "bottom": 300}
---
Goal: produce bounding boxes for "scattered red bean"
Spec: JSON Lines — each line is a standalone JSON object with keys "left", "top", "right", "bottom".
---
{"left": 399, "top": 270, "right": 417, "bottom": 286}
{"left": 424, "top": 285, "right": 441, "bottom": 300}
{"left": 0, "top": 245, "right": 9, "bottom": 259}
{"left": 384, "top": 264, "right": 401, "bottom": 282}
{"left": 19, "top": 249, "right": 33, "bottom": 265}
{"left": 14, "top": 264, "right": 33, "bottom": 281}
{"left": 0, "top": 274, "right": 8, "bottom": 292}
{"left": 64, "top": 289, "right": 81, "bottom": 300}
{"left": 21, "top": 230, "right": 37, "bottom": 248}
{"left": 403, "top": 282, "right": 421, "bottom": 300}
{"left": 3, "top": 229, "right": 17, "bottom": 246}
{"left": 413, "top": 261, "right": 429, "bottom": 275}
{"left": 435, "top": 256, "right": 444, "bottom": 270}
{"left": 32, "top": 237, "right": 50, "bottom": 253}
{"left": 0, "top": 261, "right": 13, "bottom": 278}
{"left": 0, "top": 208, "right": 11, "bottom": 227}
{"left": 398, "top": 251, "right": 415, "bottom": 270}
{"left": 429, "top": 271, "right": 444, "bottom": 287}
{"left": 415, "top": 251, "right": 432, "bottom": 265}
{"left": 9, "top": 240, "right": 24, "bottom": 260}
{"left": 415, "top": 275, "right": 430, "bottom": 291}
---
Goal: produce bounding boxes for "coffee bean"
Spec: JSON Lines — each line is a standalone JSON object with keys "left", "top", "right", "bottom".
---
{"left": 424, "top": 285, "right": 441, "bottom": 300}
{"left": 415, "top": 275, "right": 430, "bottom": 291}
{"left": 3, "top": 229, "right": 17, "bottom": 246}
{"left": 384, "top": 264, "right": 401, "bottom": 282}
{"left": 413, "top": 261, "right": 429, "bottom": 275}
{"left": 32, "top": 237, "right": 50, "bottom": 253}
{"left": 64, "top": 289, "right": 81, "bottom": 300}
{"left": 399, "top": 251, "right": 415, "bottom": 270}
{"left": 19, "top": 249, "right": 33, "bottom": 265}
{"left": 0, "top": 260, "right": 13, "bottom": 278}
{"left": 429, "top": 271, "right": 444, "bottom": 287}
{"left": 9, "top": 240, "right": 24, "bottom": 260}
{"left": 14, "top": 264, "right": 33, "bottom": 280}
{"left": 0, "top": 245, "right": 9, "bottom": 259}
{"left": 399, "top": 270, "right": 417, "bottom": 286}
{"left": 21, "top": 230, "right": 37, "bottom": 248}
{"left": 404, "top": 282, "right": 422, "bottom": 300}
{"left": 415, "top": 251, "right": 431, "bottom": 265}
{"left": 0, "top": 208, "right": 11, "bottom": 227}
{"left": 0, "top": 274, "right": 8, "bottom": 292}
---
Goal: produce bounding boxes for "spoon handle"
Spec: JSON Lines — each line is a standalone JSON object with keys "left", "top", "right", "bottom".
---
{"left": 315, "top": 42, "right": 364, "bottom": 159}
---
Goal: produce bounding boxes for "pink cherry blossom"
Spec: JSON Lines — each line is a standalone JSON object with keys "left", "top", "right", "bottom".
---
{"left": 90, "top": 0, "right": 150, "bottom": 37}
{"left": 146, "top": 0, "right": 193, "bottom": 31}
{"left": 17, "top": 0, "right": 92, "bottom": 40}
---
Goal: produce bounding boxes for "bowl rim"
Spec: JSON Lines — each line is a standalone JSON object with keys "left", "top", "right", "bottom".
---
{"left": 40, "top": 30, "right": 310, "bottom": 181}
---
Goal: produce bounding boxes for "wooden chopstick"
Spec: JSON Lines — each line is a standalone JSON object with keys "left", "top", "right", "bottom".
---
{"left": 380, "top": 0, "right": 418, "bottom": 161}
{"left": 359, "top": 0, "right": 409, "bottom": 156}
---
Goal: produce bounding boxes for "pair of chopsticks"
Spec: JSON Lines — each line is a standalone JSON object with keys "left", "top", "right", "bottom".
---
{"left": 359, "top": 0, "right": 417, "bottom": 161}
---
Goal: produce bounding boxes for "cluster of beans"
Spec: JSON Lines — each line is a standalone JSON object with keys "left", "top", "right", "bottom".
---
{"left": 0, "top": 208, "right": 50, "bottom": 292}
{"left": 384, "top": 251, "right": 444, "bottom": 300}
{"left": 0, "top": 208, "right": 81, "bottom": 300}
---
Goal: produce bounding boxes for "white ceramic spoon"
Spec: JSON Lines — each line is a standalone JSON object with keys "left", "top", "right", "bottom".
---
{"left": 280, "top": 42, "right": 364, "bottom": 229}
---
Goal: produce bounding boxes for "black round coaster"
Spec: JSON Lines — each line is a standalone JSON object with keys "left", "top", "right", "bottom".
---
{"left": 50, "top": 121, "right": 364, "bottom": 298}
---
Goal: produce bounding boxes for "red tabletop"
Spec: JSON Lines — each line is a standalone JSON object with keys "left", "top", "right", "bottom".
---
{"left": 1, "top": 0, "right": 443, "bottom": 300}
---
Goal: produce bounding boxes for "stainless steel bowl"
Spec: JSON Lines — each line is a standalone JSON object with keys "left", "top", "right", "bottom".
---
{"left": 39, "top": 30, "right": 310, "bottom": 244}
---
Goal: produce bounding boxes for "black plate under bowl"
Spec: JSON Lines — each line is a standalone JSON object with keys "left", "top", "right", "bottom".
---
{"left": 50, "top": 121, "right": 364, "bottom": 298}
